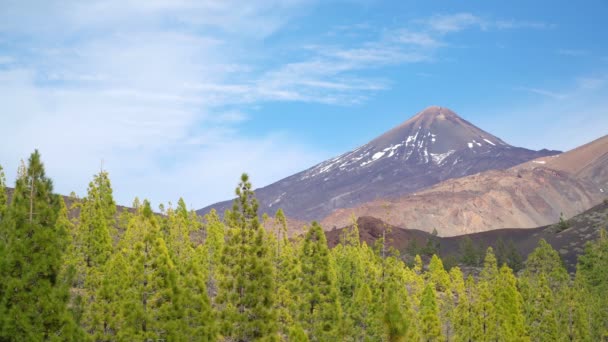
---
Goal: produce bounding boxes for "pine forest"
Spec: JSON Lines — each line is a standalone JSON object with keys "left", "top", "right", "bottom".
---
{"left": 1, "top": 151, "right": 607, "bottom": 342}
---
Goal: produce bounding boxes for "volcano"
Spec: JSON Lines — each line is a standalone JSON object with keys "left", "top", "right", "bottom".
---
{"left": 197, "top": 106, "right": 560, "bottom": 221}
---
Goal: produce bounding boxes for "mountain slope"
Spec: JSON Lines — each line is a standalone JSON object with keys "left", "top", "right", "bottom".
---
{"left": 198, "top": 106, "right": 559, "bottom": 221}
{"left": 326, "top": 200, "right": 608, "bottom": 272}
{"left": 322, "top": 135, "right": 608, "bottom": 236}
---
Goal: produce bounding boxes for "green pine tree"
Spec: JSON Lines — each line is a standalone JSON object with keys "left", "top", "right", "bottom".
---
{"left": 452, "top": 271, "right": 474, "bottom": 342}
{"left": 495, "top": 264, "right": 528, "bottom": 341}
{"left": 202, "top": 208, "right": 225, "bottom": 301}
{"left": 0, "top": 165, "right": 7, "bottom": 226}
{"left": 217, "top": 173, "right": 278, "bottom": 341}
{"left": 383, "top": 256, "right": 417, "bottom": 342}
{"left": 296, "top": 221, "right": 341, "bottom": 341}
{"left": 419, "top": 284, "right": 443, "bottom": 342}
{"left": 115, "top": 200, "right": 184, "bottom": 341}
{"left": 575, "top": 229, "right": 608, "bottom": 340}
{"left": 166, "top": 199, "right": 217, "bottom": 341}
{"left": 0, "top": 150, "right": 82, "bottom": 341}
{"left": 472, "top": 248, "right": 499, "bottom": 342}
{"left": 520, "top": 239, "right": 570, "bottom": 342}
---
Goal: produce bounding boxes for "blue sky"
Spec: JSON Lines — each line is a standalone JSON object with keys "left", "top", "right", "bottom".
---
{"left": 0, "top": 0, "right": 607, "bottom": 208}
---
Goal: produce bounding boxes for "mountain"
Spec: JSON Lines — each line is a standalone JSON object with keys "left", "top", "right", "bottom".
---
{"left": 321, "top": 135, "right": 608, "bottom": 236}
{"left": 326, "top": 199, "right": 608, "bottom": 272}
{"left": 198, "top": 106, "right": 559, "bottom": 221}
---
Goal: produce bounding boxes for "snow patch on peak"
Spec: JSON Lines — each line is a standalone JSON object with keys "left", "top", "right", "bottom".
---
{"left": 483, "top": 138, "right": 496, "bottom": 146}
{"left": 468, "top": 142, "right": 473, "bottom": 149}
{"left": 372, "top": 151, "right": 386, "bottom": 160}
{"left": 430, "top": 150, "right": 455, "bottom": 165}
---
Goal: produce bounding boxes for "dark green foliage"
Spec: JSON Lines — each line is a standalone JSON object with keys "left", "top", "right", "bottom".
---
{"left": 556, "top": 212, "right": 571, "bottom": 232}
{"left": 458, "top": 236, "right": 483, "bottom": 266}
{"left": 495, "top": 238, "right": 524, "bottom": 272}
{"left": 422, "top": 228, "right": 441, "bottom": 256}
{"left": 0, "top": 151, "right": 82, "bottom": 341}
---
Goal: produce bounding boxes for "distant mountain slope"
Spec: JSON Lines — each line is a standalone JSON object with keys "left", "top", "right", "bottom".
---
{"left": 321, "top": 135, "right": 608, "bottom": 236}
{"left": 198, "top": 106, "right": 558, "bottom": 221}
{"left": 326, "top": 200, "right": 608, "bottom": 272}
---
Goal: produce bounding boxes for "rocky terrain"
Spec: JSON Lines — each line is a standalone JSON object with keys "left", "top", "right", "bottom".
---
{"left": 198, "top": 106, "right": 558, "bottom": 221}
{"left": 326, "top": 200, "right": 608, "bottom": 272}
{"left": 321, "top": 135, "right": 608, "bottom": 236}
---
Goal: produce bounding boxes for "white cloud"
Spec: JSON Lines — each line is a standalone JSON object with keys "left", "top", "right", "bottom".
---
{"left": 0, "top": 0, "right": 330, "bottom": 209}
{"left": 423, "top": 13, "right": 484, "bottom": 34}
{"left": 558, "top": 49, "right": 589, "bottom": 57}
{"left": 478, "top": 75, "right": 608, "bottom": 151}
{"left": 516, "top": 86, "right": 568, "bottom": 100}
{"left": 419, "top": 13, "right": 553, "bottom": 34}
{"left": 0, "top": 3, "right": 564, "bottom": 209}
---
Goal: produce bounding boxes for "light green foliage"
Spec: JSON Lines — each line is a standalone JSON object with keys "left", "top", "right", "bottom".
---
{"left": 520, "top": 239, "right": 570, "bottom": 342}
{"left": 383, "top": 256, "right": 417, "bottom": 342}
{"left": 202, "top": 208, "right": 225, "bottom": 299}
{"left": 0, "top": 156, "right": 604, "bottom": 341}
{"left": 495, "top": 264, "right": 528, "bottom": 341}
{"left": 453, "top": 273, "right": 474, "bottom": 342}
{"left": 419, "top": 284, "right": 443, "bottom": 342}
{"left": 472, "top": 248, "right": 499, "bottom": 342}
{"left": 113, "top": 200, "right": 184, "bottom": 341}
{"left": 0, "top": 165, "right": 7, "bottom": 225}
{"left": 576, "top": 229, "right": 608, "bottom": 340}
{"left": 79, "top": 171, "right": 116, "bottom": 269}
{"left": 166, "top": 199, "right": 216, "bottom": 341}
{"left": 217, "top": 173, "right": 278, "bottom": 341}
{"left": 427, "top": 254, "right": 451, "bottom": 291}
{"left": 297, "top": 221, "right": 341, "bottom": 341}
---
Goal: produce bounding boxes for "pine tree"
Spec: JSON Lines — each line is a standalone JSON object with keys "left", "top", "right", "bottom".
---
{"left": 575, "top": 229, "right": 608, "bottom": 340}
{"left": 114, "top": 200, "right": 184, "bottom": 341}
{"left": 383, "top": 256, "right": 417, "bottom": 342}
{"left": 0, "top": 150, "right": 82, "bottom": 341}
{"left": 427, "top": 254, "right": 451, "bottom": 292}
{"left": 333, "top": 219, "right": 364, "bottom": 339}
{"left": 217, "top": 173, "right": 278, "bottom": 341}
{"left": 472, "top": 248, "right": 499, "bottom": 342}
{"left": 202, "top": 208, "right": 225, "bottom": 300}
{"left": 166, "top": 199, "right": 217, "bottom": 341}
{"left": 0, "top": 165, "right": 7, "bottom": 226}
{"left": 56, "top": 198, "right": 85, "bottom": 329}
{"left": 69, "top": 171, "right": 118, "bottom": 337}
{"left": 452, "top": 270, "right": 473, "bottom": 342}
{"left": 495, "top": 264, "right": 527, "bottom": 341}
{"left": 458, "top": 236, "right": 482, "bottom": 266}
{"left": 419, "top": 284, "right": 443, "bottom": 342}
{"left": 79, "top": 171, "right": 116, "bottom": 269}
{"left": 296, "top": 221, "right": 341, "bottom": 341}
{"left": 520, "top": 239, "right": 570, "bottom": 342}
{"left": 525, "top": 274, "right": 559, "bottom": 342}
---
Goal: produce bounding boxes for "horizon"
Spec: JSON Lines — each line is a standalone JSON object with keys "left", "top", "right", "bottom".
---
{"left": 1, "top": 1, "right": 607, "bottom": 208}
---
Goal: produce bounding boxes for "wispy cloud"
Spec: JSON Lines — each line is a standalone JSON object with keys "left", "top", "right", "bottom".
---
{"left": 423, "top": 13, "right": 484, "bottom": 33}
{"left": 558, "top": 49, "right": 589, "bottom": 57}
{"left": 419, "top": 13, "right": 554, "bottom": 34}
{"left": 0, "top": 3, "right": 564, "bottom": 208}
{"left": 516, "top": 86, "right": 568, "bottom": 100}
{"left": 482, "top": 75, "right": 608, "bottom": 151}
